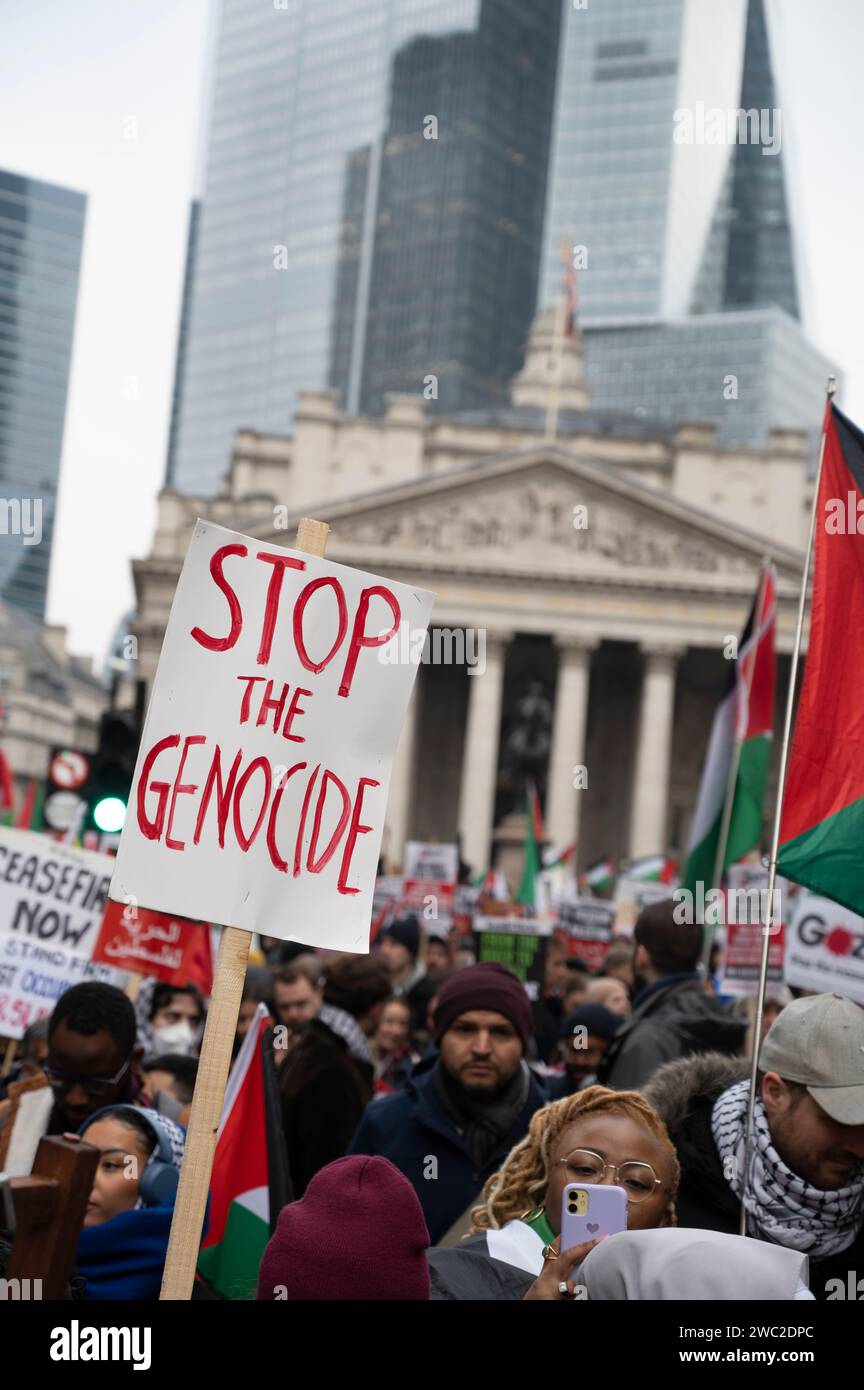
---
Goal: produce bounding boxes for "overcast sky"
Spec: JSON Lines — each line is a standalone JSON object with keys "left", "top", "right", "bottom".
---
{"left": 1, "top": 0, "right": 862, "bottom": 664}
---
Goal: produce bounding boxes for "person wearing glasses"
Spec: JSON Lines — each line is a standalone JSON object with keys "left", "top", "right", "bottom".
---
{"left": 427, "top": 1086, "right": 679, "bottom": 1300}
{"left": 44, "top": 982, "right": 145, "bottom": 1134}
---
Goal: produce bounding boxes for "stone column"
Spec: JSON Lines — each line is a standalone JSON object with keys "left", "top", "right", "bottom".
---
{"left": 458, "top": 632, "right": 510, "bottom": 876}
{"left": 385, "top": 671, "right": 421, "bottom": 872}
{"left": 629, "top": 643, "right": 683, "bottom": 860}
{"left": 545, "top": 636, "right": 598, "bottom": 855}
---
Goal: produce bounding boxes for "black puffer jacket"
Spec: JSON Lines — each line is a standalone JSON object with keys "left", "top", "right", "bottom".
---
{"left": 644, "top": 1052, "right": 864, "bottom": 1301}
{"left": 598, "top": 978, "right": 745, "bottom": 1091}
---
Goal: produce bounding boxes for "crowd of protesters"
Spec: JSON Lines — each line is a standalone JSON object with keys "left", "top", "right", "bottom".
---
{"left": 2, "top": 892, "right": 863, "bottom": 1302}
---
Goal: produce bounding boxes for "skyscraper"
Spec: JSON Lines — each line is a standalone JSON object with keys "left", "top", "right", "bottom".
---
{"left": 168, "top": 0, "right": 562, "bottom": 495}
{"left": 691, "top": 0, "right": 799, "bottom": 319}
{"left": 0, "top": 168, "right": 85, "bottom": 619}
{"left": 539, "top": 0, "right": 833, "bottom": 449}
{"left": 539, "top": 0, "right": 751, "bottom": 321}
{"left": 333, "top": 5, "right": 561, "bottom": 417}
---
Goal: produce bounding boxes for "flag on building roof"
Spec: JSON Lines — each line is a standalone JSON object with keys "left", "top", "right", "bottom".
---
{"left": 198, "top": 1005, "right": 291, "bottom": 1299}
{"left": 562, "top": 236, "right": 578, "bottom": 338}
{"left": 778, "top": 403, "right": 864, "bottom": 913}
{"left": 682, "top": 561, "right": 777, "bottom": 897}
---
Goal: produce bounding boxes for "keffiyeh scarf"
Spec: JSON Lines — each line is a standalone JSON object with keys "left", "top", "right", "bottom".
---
{"left": 712, "top": 1079, "right": 864, "bottom": 1258}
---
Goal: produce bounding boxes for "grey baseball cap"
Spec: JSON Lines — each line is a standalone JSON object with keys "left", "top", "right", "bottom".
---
{"left": 759, "top": 992, "right": 864, "bottom": 1125}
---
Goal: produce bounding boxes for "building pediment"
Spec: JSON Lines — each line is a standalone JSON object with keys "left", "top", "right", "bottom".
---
{"left": 261, "top": 445, "right": 802, "bottom": 588}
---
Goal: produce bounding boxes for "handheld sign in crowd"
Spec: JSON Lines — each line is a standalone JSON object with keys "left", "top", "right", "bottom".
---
{"left": 719, "top": 867, "right": 787, "bottom": 997}
{"left": 0, "top": 826, "right": 127, "bottom": 1036}
{"left": 471, "top": 915, "right": 551, "bottom": 1001}
{"left": 0, "top": 937, "right": 124, "bottom": 1040}
{"left": 557, "top": 897, "right": 615, "bottom": 972}
{"left": 109, "top": 519, "right": 434, "bottom": 953}
{"left": 92, "top": 901, "right": 214, "bottom": 992}
{"left": 106, "top": 517, "right": 433, "bottom": 1301}
{"left": 612, "top": 876, "right": 673, "bottom": 934}
{"left": 402, "top": 839, "right": 458, "bottom": 922}
{"left": 785, "top": 894, "right": 864, "bottom": 1004}
{"left": 0, "top": 825, "right": 112, "bottom": 959}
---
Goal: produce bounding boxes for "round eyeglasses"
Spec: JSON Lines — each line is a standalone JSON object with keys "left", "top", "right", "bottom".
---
{"left": 559, "top": 1148, "right": 663, "bottom": 1204}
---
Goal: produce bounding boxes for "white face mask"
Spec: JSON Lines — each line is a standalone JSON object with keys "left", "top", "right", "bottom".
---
{"left": 152, "top": 1021, "right": 198, "bottom": 1056}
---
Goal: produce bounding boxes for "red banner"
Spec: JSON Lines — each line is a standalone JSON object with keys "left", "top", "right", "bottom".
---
{"left": 93, "top": 900, "right": 213, "bottom": 992}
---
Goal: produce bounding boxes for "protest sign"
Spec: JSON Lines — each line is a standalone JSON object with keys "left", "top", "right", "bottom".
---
{"left": 785, "top": 894, "right": 864, "bottom": 1004}
{"left": 612, "top": 876, "right": 672, "bottom": 934}
{"left": 717, "top": 866, "right": 787, "bottom": 996}
{"left": 0, "top": 826, "right": 113, "bottom": 959}
{"left": 157, "top": 515, "right": 433, "bottom": 1301}
{"left": 557, "top": 897, "right": 615, "bottom": 972}
{"left": 109, "top": 519, "right": 434, "bottom": 954}
{"left": 403, "top": 839, "right": 457, "bottom": 918}
{"left": 721, "top": 921, "right": 786, "bottom": 997}
{"left": 92, "top": 901, "right": 214, "bottom": 991}
{"left": 0, "top": 935, "right": 125, "bottom": 1040}
{"left": 471, "top": 915, "right": 552, "bottom": 1001}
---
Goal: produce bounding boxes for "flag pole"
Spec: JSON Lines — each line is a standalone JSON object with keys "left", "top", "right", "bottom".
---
{"left": 702, "top": 560, "right": 769, "bottom": 968}
{"left": 737, "top": 378, "right": 836, "bottom": 1235}
{"left": 545, "top": 294, "right": 567, "bottom": 441}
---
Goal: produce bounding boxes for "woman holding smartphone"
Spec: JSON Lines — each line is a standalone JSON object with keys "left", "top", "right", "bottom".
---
{"left": 428, "top": 1086, "right": 680, "bottom": 1300}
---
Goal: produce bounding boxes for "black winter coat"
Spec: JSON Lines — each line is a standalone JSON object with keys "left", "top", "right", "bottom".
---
{"left": 598, "top": 977, "right": 745, "bottom": 1091}
{"left": 279, "top": 1018, "right": 372, "bottom": 1198}
{"left": 347, "top": 1058, "right": 548, "bottom": 1244}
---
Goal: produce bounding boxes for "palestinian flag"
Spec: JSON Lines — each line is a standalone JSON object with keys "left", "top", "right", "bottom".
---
{"left": 198, "top": 1005, "right": 291, "bottom": 1299}
{"left": 778, "top": 403, "right": 864, "bottom": 913}
{"left": 474, "top": 866, "right": 510, "bottom": 901}
{"left": 0, "top": 739, "right": 14, "bottom": 826}
{"left": 682, "top": 562, "right": 777, "bottom": 896}
{"left": 583, "top": 857, "right": 614, "bottom": 893}
{"left": 517, "top": 781, "right": 544, "bottom": 909}
{"left": 15, "top": 778, "right": 43, "bottom": 830}
{"left": 628, "top": 854, "right": 677, "bottom": 884}
{"left": 542, "top": 842, "right": 577, "bottom": 869}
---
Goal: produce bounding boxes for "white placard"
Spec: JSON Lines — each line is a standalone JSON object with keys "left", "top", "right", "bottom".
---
{"left": 612, "top": 876, "right": 673, "bottom": 935}
{"left": 785, "top": 894, "right": 864, "bottom": 1004}
{"left": 0, "top": 825, "right": 114, "bottom": 959}
{"left": 403, "top": 841, "right": 458, "bottom": 884}
{"left": 110, "top": 521, "right": 434, "bottom": 953}
{"left": 0, "top": 934, "right": 126, "bottom": 1039}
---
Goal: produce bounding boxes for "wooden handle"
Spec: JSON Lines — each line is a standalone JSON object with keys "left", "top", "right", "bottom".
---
{"left": 159, "top": 516, "right": 330, "bottom": 1301}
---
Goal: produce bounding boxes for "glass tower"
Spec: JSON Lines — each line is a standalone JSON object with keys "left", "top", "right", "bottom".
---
{"left": 539, "top": 0, "right": 750, "bottom": 321}
{"left": 169, "top": 0, "right": 561, "bottom": 496}
{"left": 691, "top": 0, "right": 799, "bottom": 318}
{"left": 0, "top": 169, "right": 85, "bottom": 619}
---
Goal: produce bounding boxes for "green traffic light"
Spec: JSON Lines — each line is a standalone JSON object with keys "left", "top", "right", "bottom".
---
{"left": 93, "top": 796, "right": 127, "bottom": 833}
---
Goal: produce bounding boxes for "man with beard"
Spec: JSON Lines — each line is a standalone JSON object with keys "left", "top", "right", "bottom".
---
{"left": 644, "top": 993, "right": 864, "bottom": 1300}
{"left": 347, "top": 963, "right": 547, "bottom": 1243}
{"left": 598, "top": 899, "right": 744, "bottom": 1090}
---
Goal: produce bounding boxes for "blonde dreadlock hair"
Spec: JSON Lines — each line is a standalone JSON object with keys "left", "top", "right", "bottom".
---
{"left": 469, "top": 1085, "right": 680, "bottom": 1233}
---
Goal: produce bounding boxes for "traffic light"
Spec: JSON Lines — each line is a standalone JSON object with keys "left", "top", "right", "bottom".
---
{"left": 84, "top": 710, "right": 141, "bottom": 835}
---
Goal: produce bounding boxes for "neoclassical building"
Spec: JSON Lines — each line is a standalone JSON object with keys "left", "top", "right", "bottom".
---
{"left": 133, "top": 317, "right": 812, "bottom": 878}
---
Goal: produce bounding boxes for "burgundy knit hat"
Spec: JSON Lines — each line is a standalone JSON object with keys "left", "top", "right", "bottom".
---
{"left": 432, "top": 961, "right": 533, "bottom": 1050}
{"left": 256, "top": 1156, "right": 430, "bottom": 1301}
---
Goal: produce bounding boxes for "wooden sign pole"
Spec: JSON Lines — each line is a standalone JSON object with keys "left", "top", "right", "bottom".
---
{"left": 160, "top": 516, "right": 330, "bottom": 1301}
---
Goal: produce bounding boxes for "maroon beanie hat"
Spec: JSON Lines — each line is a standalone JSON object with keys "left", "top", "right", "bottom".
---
{"left": 432, "top": 961, "right": 533, "bottom": 1050}
{"left": 256, "top": 1155, "right": 430, "bottom": 1301}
